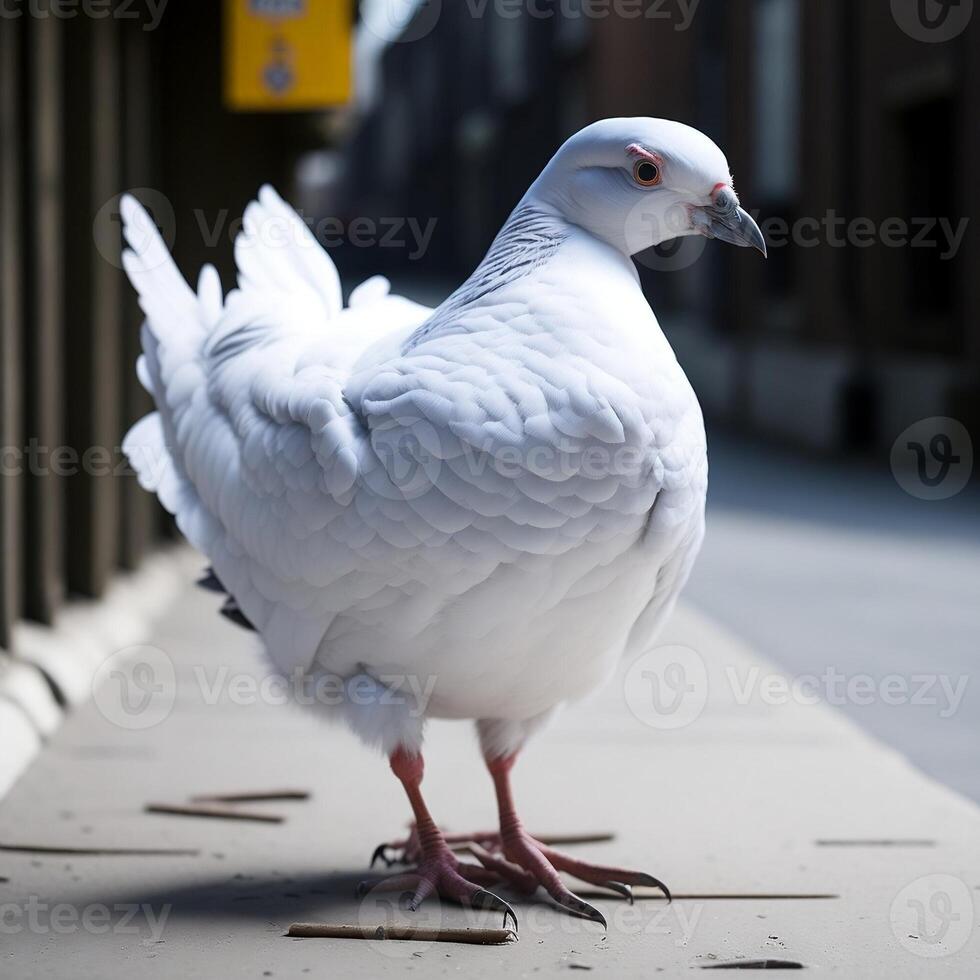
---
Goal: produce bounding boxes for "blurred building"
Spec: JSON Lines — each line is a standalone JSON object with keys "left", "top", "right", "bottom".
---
{"left": 338, "top": 0, "right": 980, "bottom": 454}
{"left": 0, "top": 4, "right": 318, "bottom": 649}
{"left": 1, "top": 0, "right": 978, "bottom": 653}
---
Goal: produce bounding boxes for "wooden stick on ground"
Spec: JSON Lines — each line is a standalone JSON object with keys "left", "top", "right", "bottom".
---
{"left": 144, "top": 803, "right": 284, "bottom": 823}
{"left": 0, "top": 843, "right": 200, "bottom": 856}
{"left": 189, "top": 789, "right": 310, "bottom": 803}
{"left": 576, "top": 889, "right": 840, "bottom": 901}
{"left": 449, "top": 832, "right": 614, "bottom": 853}
{"left": 534, "top": 832, "right": 615, "bottom": 846}
{"left": 287, "top": 923, "right": 517, "bottom": 945}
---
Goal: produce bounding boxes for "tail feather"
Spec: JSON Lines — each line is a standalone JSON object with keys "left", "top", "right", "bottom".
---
{"left": 121, "top": 193, "right": 221, "bottom": 556}
{"left": 233, "top": 183, "right": 342, "bottom": 319}
{"left": 121, "top": 413, "right": 168, "bottom": 493}
{"left": 120, "top": 194, "right": 203, "bottom": 355}
{"left": 197, "top": 263, "right": 224, "bottom": 324}
{"left": 135, "top": 353, "right": 152, "bottom": 393}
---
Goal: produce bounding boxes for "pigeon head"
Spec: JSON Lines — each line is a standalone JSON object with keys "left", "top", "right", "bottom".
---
{"left": 524, "top": 117, "right": 766, "bottom": 258}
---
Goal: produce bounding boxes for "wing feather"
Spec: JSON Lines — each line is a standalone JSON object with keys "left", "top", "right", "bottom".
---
{"left": 120, "top": 186, "right": 693, "bottom": 691}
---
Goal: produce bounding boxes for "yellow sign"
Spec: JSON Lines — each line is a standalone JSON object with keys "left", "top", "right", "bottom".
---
{"left": 224, "top": 0, "right": 351, "bottom": 111}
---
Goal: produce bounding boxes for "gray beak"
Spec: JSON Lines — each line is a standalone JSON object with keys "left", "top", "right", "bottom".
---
{"left": 698, "top": 188, "right": 767, "bottom": 256}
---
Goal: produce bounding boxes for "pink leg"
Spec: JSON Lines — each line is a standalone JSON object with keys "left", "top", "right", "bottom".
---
{"left": 359, "top": 748, "right": 517, "bottom": 930}
{"left": 472, "top": 753, "right": 670, "bottom": 925}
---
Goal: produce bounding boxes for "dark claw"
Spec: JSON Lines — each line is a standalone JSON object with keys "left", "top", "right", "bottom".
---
{"left": 470, "top": 888, "right": 519, "bottom": 934}
{"left": 559, "top": 893, "right": 607, "bottom": 929}
{"left": 220, "top": 598, "right": 256, "bottom": 631}
{"left": 355, "top": 879, "right": 370, "bottom": 898}
{"left": 370, "top": 843, "right": 394, "bottom": 868}
{"left": 196, "top": 567, "right": 226, "bottom": 593}
{"left": 633, "top": 872, "right": 671, "bottom": 903}
{"left": 599, "top": 880, "right": 633, "bottom": 904}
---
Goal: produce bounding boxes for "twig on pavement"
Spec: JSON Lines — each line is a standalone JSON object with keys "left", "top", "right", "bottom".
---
{"left": 144, "top": 802, "right": 284, "bottom": 823}
{"left": 189, "top": 789, "right": 311, "bottom": 803}
{"left": 287, "top": 922, "right": 517, "bottom": 944}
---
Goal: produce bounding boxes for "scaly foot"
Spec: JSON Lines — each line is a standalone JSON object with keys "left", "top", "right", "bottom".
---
{"left": 467, "top": 830, "right": 670, "bottom": 925}
{"left": 359, "top": 842, "right": 517, "bottom": 931}
{"left": 366, "top": 750, "right": 517, "bottom": 930}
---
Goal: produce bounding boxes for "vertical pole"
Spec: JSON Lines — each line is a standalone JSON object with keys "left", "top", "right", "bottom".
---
{"left": 64, "top": 15, "right": 123, "bottom": 597}
{"left": 118, "top": 23, "right": 157, "bottom": 569}
{"left": 21, "top": 12, "right": 66, "bottom": 623}
{"left": 0, "top": 21, "right": 24, "bottom": 648}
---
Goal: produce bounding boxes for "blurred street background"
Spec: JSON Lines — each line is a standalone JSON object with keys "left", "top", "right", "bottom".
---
{"left": 1, "top": 0, "right": 978, "bottom": 811}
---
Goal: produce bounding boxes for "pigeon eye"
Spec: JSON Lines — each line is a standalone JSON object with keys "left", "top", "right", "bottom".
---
{"left": 633, "top": 160, "right": 662, "bottom": 187}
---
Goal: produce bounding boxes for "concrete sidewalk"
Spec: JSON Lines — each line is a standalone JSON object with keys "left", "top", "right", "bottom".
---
{"left": 1, "top": 577, "right": 978, "bottom": 977}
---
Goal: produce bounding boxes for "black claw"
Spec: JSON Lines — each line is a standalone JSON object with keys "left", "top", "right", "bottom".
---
{"left": 634, "top": 873, "right": 671, "bottom": 903}
{"left": 562, "top": 894, "right": 607, "bottom": 929}
{"left": 196, "top": 567, "right": 226, "bottom": 593}
{"left": 470, "top": 888, "right": 519, "bottom": 934}
{"left": 355, "top": 880, "right": 370, "bottom": 898}
{"left": 220, "top": 597, "right": 256, "bottom": 631}
{"left": 600, "top": 881, "right": 633, "bottom": 904}
{"left": 370, "top": 843, "right": 393, "bottom": 868}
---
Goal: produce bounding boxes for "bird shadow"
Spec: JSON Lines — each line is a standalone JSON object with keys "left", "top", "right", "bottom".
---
{"left": 69, "top": 868, "right": 392, "bottom": 927}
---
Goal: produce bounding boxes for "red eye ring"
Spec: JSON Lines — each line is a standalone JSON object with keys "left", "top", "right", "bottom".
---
{"left": 633, "top": 159, "right": 662, "bottom": 187}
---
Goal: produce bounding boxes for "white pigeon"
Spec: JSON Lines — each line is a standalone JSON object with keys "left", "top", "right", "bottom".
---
{"left": 121, "top": 117, "right": 765, "bottom": 928}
